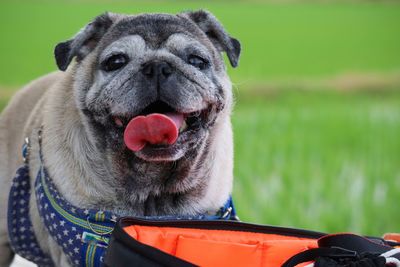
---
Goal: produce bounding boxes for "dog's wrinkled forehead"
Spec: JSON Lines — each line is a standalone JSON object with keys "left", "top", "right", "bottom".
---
{"left": 97, "top": 14, "right": 215, "bottom": 61}
{"left": 104, "top": 14, "right": 205, "bottom": 48}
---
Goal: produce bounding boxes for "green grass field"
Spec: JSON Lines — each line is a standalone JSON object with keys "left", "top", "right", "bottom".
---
{"left": 233, "top": 90, "right": 400, "bottom": 235}
{"left": 0, "top": 1, "right": 399, "bottom": 236}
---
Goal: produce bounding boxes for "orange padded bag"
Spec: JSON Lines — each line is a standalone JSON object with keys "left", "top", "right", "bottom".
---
{"left": 104, "top": 218, "right": 323, "bottom": 267}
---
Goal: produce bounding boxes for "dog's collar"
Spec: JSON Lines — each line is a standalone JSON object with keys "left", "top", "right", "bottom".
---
{"left": 8, "top": 136, "right": 237, "bottom": 267}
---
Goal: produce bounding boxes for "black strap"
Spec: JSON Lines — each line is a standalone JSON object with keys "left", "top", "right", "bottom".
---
{"left": 282, "top": 247, "right": 358, "bottom": 267}
{"left": 282, "top": 234, "right": 399, "bottom": 267}
{"left": 319, "top": 234, "right": 392, "bottom": 255}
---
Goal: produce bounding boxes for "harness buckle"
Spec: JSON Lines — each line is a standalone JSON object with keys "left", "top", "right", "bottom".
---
{"left": 23, "top": 137, "right": 30, "bottom": 164}
{"left": 221, "top": 207, "right": 233, "bottom": 219}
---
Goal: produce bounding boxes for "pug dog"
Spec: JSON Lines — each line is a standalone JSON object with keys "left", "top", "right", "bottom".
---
{"left": 0, "top": 10, "right": 240, "bottom": 266}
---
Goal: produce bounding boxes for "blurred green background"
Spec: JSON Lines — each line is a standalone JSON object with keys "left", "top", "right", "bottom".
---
{"left": 0, "top": 0, "right": 399, "bottom": 236}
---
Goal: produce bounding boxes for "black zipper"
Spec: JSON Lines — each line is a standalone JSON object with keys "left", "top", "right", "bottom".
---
{"left": 118, "top": 217, "right": 326, "bottom": 239}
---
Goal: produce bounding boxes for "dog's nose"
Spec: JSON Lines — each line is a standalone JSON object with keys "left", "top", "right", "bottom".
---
{"left": 141, "top": 61, "right": 173, "bottom": 79}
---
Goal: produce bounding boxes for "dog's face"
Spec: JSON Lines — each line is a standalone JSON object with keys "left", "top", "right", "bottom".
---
{"left": 54, "top": 11, "right": 240, "bottom": 203}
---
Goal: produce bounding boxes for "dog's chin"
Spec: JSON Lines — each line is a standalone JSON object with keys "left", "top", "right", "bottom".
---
{"left": 134, "top": 128, "right": 206, "bottom": 162}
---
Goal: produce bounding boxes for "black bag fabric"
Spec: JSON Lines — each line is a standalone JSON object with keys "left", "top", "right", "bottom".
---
{"left": 103, "top": 217, "right": 399, "bottom": 267}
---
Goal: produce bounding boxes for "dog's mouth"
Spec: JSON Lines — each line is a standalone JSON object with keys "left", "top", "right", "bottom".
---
{"left": 111, "top": 101, "right": 211, "bottom": 156}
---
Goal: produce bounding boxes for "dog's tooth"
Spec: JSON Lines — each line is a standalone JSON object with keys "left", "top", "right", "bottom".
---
{"left": 179, "top": 120, "right": 188, "bottom": 133}
{"left": 114, "top": 117, "right": 124, "bottom": 127}
{"left": 191, "top": 111, "right": 201, "bottom": 117}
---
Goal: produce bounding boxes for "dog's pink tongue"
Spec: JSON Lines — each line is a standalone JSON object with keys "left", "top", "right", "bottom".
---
{"left": 124, "top": 113, "right": 184, "bottom": 152}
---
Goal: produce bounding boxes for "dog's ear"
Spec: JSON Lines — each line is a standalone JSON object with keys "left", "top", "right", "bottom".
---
{"left": 54, "top": 13, "right": 116, "bottom": 71}
{"left": 182, "top": 10, "right": 241, "bottom": 68}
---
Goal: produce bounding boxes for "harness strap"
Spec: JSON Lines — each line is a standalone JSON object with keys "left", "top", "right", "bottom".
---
{"left": 35, "top": 165, "right": 116, "bottom": 267}
{"left": 7, "top": 143, "right": 54, "bottom": 266}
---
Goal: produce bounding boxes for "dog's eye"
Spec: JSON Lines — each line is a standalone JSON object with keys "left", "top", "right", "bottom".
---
{"left": 188, "top": 55, "right": 209, "bottom": 70}
{"left": 101, "top": 54, "right": 128, "bottom": 72}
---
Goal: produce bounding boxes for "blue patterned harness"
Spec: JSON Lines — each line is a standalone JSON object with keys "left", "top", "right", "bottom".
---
{"left": 7, "top": 138, "right": 237, "bottom": 267}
